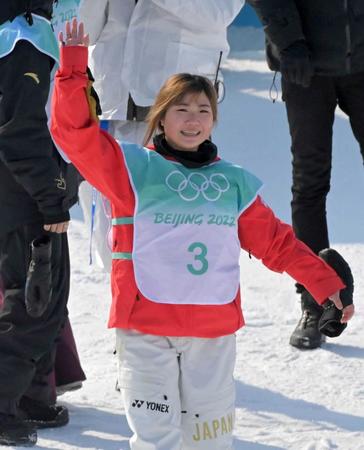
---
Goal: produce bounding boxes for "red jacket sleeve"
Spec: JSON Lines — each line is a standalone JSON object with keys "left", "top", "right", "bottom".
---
{"left": 238, "top": 196, "right": 345, "bottom": 304}
{"left": 50, "top": 45, "right": 130, "bottom": 206}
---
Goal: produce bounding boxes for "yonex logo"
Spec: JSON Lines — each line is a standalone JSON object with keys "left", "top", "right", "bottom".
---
{"left": 165, "top": 171, "right": 230, "bottom": 202}
{"left": 132, "top": 400, "right": 144, "bottom": 408}
{"left": 131, "top": 400, "right": 170, "bottom": 413}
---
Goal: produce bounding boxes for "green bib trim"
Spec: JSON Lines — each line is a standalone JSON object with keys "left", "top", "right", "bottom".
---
{"left": 112, "top": 217, "right": 134, "bottom": 225}
{"left": 112, "top": 252, "right": 132, "bottom": 260}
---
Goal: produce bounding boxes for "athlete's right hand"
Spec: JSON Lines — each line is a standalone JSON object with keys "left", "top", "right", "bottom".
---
{"left": 59, "top": 18, "right": 89, "bottom": 47}
{"left": 328, "top": 291, "right": 355, "bottom": 323}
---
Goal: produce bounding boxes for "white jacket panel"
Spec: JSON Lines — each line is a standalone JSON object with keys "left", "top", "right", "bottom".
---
{"left": 79, "top": 0, "right": 245, "bottom": 120}
{"left": 79, "top": 0, "right": 135, "bottom": 120}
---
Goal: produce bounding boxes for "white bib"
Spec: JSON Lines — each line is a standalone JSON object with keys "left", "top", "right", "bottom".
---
{"left": 116, "top": 142, "right": 262, "bottom": 306}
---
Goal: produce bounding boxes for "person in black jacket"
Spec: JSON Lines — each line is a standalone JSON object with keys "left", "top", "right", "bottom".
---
{"left": 0, "top": 1, "right": 79, "bottom": 446}
{"left": 246, "top": 0, "right": 364, "bottom": 349}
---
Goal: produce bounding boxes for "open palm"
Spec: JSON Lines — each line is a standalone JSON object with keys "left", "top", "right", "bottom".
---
{"left": 59, "top": 18, "right": 89, "bottom": 47}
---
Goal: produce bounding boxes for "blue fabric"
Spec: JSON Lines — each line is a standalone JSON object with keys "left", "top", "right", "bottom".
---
{"left": 0, "top": 14, "right": 59, "bottom": 64}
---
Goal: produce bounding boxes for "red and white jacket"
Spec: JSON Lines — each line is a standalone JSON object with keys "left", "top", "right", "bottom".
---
{"left": 51, "top": 46, "right": 345, "bottom": 338}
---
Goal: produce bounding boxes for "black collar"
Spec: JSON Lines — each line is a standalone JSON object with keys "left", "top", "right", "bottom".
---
{"left": 153, "top": 134, "right": 218, "bottom": 168}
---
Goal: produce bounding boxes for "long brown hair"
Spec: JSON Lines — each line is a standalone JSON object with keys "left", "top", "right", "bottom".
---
{"left": 143, "top": 73, "right": 218, "bottom": 146}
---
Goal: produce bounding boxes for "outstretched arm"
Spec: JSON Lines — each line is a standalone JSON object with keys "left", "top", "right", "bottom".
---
{"left": 51, "top": 19, "right": 131, "bottom": 206}
{"left": 238, "top": 196, "right": 354, "bottom": 323}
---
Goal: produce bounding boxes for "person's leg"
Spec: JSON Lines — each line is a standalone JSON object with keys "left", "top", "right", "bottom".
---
{"left": 116, "top": 329, "right": 182, "bottom": 450}
{"left": 0, "top": 225, "right": 39, "bottom": 416}
{"left": 55, "top": 317, "right": 86, "bottom": 395}
{"left": 24, "top": 349, "right": 57, "bottom": 406}
{"left": 17, "top": 230, "right": 72, "bottom": 429}
{"left": 282, "top": 76, "right": 337, "bottom": 349}
{"left": 336, "top": 71, "right": 364, "bottom": 164}
{"left": 0, "top": 223, "right": 69, "bottom": 446}
{"left": 0, "top": 223, "right": 69, "bottom": 413}
{"left": 24, "top": 317, "right": 86, "bottom": 402}
{"left": 179, "top": 335, "right": 236, "bottom": 450}
{"left": 282, "top": 76, "right": 337, "bottom": 254}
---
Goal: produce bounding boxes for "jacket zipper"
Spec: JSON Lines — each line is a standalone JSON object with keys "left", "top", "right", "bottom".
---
{"left": 344, "top": 0, "right": 352, "bottom": 74}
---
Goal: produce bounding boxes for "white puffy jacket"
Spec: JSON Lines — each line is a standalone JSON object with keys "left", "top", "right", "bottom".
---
{"left": 79, "top": 0, "right": 244, "bottom": 120}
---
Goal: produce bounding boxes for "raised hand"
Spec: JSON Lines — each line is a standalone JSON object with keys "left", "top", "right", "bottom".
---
{"left": 59, "top": 18, "right": 89, "bottom": 47}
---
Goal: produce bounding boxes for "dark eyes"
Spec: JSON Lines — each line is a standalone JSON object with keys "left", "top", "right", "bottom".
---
{"left": 176, "top": 108, "right": 210, "bottom": 113}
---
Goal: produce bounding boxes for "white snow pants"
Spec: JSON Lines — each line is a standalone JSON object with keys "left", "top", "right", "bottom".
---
{"left": 116, "top": 329, "right": 236, "bottom": 450}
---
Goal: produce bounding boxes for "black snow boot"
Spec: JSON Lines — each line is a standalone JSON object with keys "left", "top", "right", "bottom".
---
{"left": 0, "top": 413, "right": 37, "bottom": 447}
{"left": 289, "top": 290, "right": 324, "bottom": 349}
{"left": 18, "top": 397, "right": 69, "bottom": 429}
{"left": 25, "top": 235, "right": 52, "bottom": 318}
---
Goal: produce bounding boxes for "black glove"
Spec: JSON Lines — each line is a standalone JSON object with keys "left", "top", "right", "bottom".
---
{"left": 25, "top": 235, "right": 53, "bottom": 318}
{"left": 280, "top": 40, "right": 314, "bottom": 88}
{"left": 318, "top": 248, "right": 354, "bottom": 338}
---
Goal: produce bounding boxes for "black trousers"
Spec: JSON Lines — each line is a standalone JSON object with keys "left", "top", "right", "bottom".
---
{"left": 0, "top": 222, "right": 69, "bottom": 415}
{"left": 282, "top": 72, "right": 364, "bottom": 255}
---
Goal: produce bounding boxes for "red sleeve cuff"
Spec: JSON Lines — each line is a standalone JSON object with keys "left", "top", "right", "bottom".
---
{"left": 307, "top": 276, "right": 346, "bottom": 305}
{"left": 60, "top": 45, "right": 88, "bottom": 74}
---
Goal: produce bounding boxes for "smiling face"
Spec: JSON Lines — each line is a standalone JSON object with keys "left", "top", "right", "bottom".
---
{"left": 161, "top": 91, "right": 214, "bottom": 152}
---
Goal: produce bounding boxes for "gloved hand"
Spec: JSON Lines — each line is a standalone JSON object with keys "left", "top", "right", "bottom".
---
{"left": 280, "top": 40, "right": 314, "bottom": 87}
{"left": 25, "top": 235, "right": 52, "bottom": 318}
{"left": 318, "top": 248, "right": 354, "bottom": 337}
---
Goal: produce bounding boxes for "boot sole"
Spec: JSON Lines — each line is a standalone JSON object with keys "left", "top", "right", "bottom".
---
{"left": 56, "top": 381, "right": 83, "bottom": 396}
{"left": 26, "top": 408, "right": 69, "bottom": 429}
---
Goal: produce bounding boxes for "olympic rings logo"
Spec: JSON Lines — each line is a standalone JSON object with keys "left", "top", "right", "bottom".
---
{"left": 165, "top": 170, "right": 230, "bottom": 202}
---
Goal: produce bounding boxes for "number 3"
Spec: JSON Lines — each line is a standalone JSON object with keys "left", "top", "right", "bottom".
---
{"left": 187, "top": 242, "right": 208, "bottom": 275}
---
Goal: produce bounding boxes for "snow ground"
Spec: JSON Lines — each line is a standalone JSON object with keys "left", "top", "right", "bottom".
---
{"left": 22, "top": 27, "right": 364, "bottom": 450}
{"left": 35, "top": 227, "right": 364, "bottom": 450}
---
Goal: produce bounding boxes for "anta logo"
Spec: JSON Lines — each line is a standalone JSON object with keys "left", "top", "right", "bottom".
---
{"left": 131, "top": 400, "right": 144, "bottom": 408}
{"left": 24, "top": 72, "right": 40, "bottom": 84}
{"left": 131, "top": 400, "right": 169, "bottom": 413}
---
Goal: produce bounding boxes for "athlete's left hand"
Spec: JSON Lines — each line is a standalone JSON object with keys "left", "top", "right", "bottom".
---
{"left": 59, "top": 18, "right": 89, "bottom": 47}
{"left": 328, "top": 291, "right": 355, "bottom": 323}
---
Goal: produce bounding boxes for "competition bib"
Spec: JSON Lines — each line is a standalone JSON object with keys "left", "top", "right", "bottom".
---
{"left": 117, "top": 142, "right": 262, "bottom": 306}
